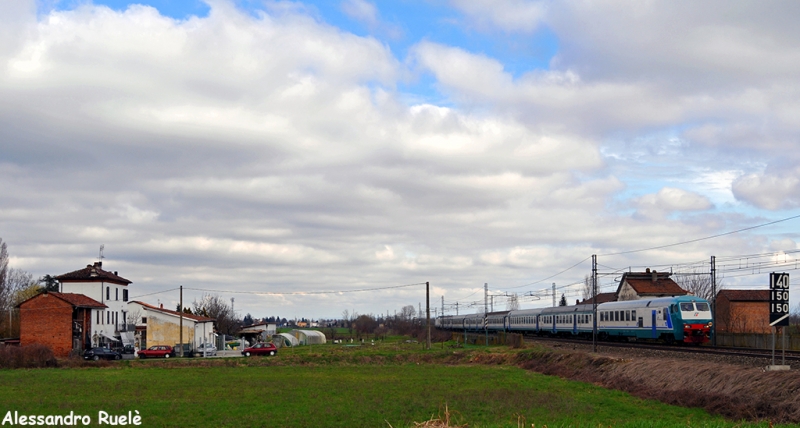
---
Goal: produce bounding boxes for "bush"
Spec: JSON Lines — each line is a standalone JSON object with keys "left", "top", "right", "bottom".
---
{"left": 0, "top": 344, "right": 58, "bottom": 369}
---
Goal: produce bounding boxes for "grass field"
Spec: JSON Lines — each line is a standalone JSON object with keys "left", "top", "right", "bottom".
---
{"left": 0, "top": 342, "right": 794, "bottom": 427}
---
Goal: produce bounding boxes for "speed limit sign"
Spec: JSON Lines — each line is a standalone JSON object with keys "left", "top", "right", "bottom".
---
{"left": 769, "top": 273, "right": 790, "bottom": 327}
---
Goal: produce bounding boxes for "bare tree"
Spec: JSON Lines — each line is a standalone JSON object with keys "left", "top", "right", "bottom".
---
{"left": 400, "top": 305, "right": 416, "bottom": 320}
{"left": 674, "top": 270, "right": 723, "bottom": 301}
{"left": 8, "top": 269, "right": 37, "bottom": 305}
{"left": 506, "top": 293, "right": 519, "bottom": 311}
{"left": 192, "top": 294, "right": 239, "bottom": 336}
{"left": 582, "top": 275, "right": 592, "bottom": 301}
{"left": 0, "top": 239, "right": 9, "bottom": 311}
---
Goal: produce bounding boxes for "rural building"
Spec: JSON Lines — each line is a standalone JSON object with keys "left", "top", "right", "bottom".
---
{"left": 616, "top": 270, "right": 688, "bottom": 301}
{"left": 578, "top": 292, "right": 617, "bottom": 305}
{"left": 238, "top": 322, "right": 277, "bottom": 345}
{"left": 715, "top": 289, "right": 771, "bottom": 334}
{"left": 273, "top": 333, "right": 300, "bottom": 347}
{"left": 18, "top": 291, "right": 107, "bottom": 357}
{"left": 56, "top": 261, "right": 134, "bottom": 347}
{"left": 127, "top": 301, "right": 215, "bottom": 350}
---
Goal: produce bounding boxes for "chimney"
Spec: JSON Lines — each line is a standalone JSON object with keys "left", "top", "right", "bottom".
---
{"left": 652, "top": 270, "right": 657, "bottom": 283}
{"left": 160, "top": 304, "right": 163, "bottom": 309}
{"left": 114, "top": 271, "right": 118, "bottom": 276}
{"left": 93, "top": 261, "right": 102, "bottom": 269}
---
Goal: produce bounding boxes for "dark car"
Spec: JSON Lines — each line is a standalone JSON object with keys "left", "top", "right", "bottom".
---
{"left": 113, "top": 344, "right": 135, "bottom": 355}
{"left": 173, "top": 343, "right": 196, "bottom": 358}
{"left": 83, "top": 347, "right": 122, "bottom": 361}
{"left": 137, "top": 345, "right": 175, "bottom": 359}
{"left": 241, "top": 342, "right": 278, "bottom": 357}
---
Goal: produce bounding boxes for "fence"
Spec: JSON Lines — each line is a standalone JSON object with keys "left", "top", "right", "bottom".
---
{"left": 715, "top": 332, "right": 800, "bottom": 350}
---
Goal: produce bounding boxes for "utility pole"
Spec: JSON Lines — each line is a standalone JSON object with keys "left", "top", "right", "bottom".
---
{"left": 426, "top": 282, "right": 431, "bottom": 350}
{"left": 455, "top": 302, "right": 458, "bottom": 315}
{"left": 441, "top": 296, "right": 444, "bottom": 319}
{"left": 711, "top": 256, "right": 716, "bottom": 347}
{"left": 179, "top": 285, "right": 183, "bottom": 357}
{"left": 552, "top": 283, "right": 556, "bottom": 307}
{"left": 592, "top": 255, "right": 597, "bottom": 353}
{"left": 484, "top": 283, "right": 488, "bottom": 346}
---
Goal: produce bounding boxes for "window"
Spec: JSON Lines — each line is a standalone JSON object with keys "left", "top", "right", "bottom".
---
{"left": 106, "top": 311, "right": 109, "bottom": 324}
{"left": 680, "top": 302, "right": 694, "bottom": 312}
{"left": 696, "top": 302, "right": 710, "bottom": 311}
{"left": 123, "top": 289, "right": 128, "bottom": 302}
{"left": 96, "top": 311, "right": 100, "bottom": 324}
{"left": 106, "top": 287, "right": 110, "bottom": 301}
{"left": 115, "top": 288, "right": 118, "bottom": 301}
{"left": 631, "top": 310, "right": 636, "bottom": 320}
{"left": 615, "top": 311, "right": 619, "bottom": 321}
{"left": 625, "top": 311, "right": 630, "bottom": 321}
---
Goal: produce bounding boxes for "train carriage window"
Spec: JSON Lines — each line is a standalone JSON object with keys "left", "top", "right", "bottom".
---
{"left": 625, "top": 311, "right": 630, "bottom": 321}
{"left": 615, "top": 311, "right": 620, "bottom": 321}
{"left": 662, "top": 309, "right": 668, "bottom": 320}
{"left": 631, "top": 310, "right": 636, "bottom": 320}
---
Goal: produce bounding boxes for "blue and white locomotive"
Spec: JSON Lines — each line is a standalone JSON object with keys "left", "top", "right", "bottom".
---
{"left": 436, "top": 295, "right": 713, "bottom": 344}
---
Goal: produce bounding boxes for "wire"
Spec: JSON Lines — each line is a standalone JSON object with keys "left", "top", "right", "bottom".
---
{"left": 184, "top": 282, "right": 426, "bottom": 296}
{"left": 599, "top": 213, "right": 800, "bottom": 256}
{"left": 130, "top": 288, "right": 180, "bottom": 300}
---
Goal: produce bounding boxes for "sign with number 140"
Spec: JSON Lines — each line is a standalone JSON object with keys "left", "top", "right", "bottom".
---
{"left": 769, "top": 273, "right": 790, "bottom": 327}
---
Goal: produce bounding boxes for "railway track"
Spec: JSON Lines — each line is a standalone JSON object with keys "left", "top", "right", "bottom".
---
{"left": 523, "top": 335, "right": 800, "bottom": 363}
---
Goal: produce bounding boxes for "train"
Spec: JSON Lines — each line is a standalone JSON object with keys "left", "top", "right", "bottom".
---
{"left": 436, "top": 295, "right": 713, "bottom": 344}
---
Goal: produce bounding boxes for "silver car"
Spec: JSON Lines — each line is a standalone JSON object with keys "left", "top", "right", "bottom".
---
{"left": 196, "top": 343, "right": 217, "bottom": 356}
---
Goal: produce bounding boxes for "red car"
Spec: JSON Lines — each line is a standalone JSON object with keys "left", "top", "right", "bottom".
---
{"left": 241, "top": 342, "right": 278, "bottom": 357}
{"left": 137, "top": 345, "right": 175, "bottom": 359}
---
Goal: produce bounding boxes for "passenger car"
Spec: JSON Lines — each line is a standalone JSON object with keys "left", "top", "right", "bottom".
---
{"left": 137, "top": 345, "right": 175, "bottom": 359}
{"left": 196, "top": 343, "right": 217, "bottom": 356}
{"left": 241, "top": 342, "right": 278, "bottom": 357}
{"left": 83, "top": 347, "right": 122, "bottom": 361}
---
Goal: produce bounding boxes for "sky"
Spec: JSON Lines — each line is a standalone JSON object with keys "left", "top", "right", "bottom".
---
{"left": 2, "top": 0, "right": 800, "bottom": 320}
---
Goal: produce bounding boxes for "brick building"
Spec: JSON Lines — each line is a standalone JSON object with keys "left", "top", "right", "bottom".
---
{"left": 616, "top": 269, "right": 688, "bottom": 301}
{"left": 715, "top": 289, "right": 771, "bottom": 334}
{"left": 18, "top": 292, "right": 107, "bottom": 357}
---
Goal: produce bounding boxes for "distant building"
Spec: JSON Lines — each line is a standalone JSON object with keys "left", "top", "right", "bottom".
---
{"left": 578, "top": 292, "right": 617, "bottom": 305}
{"left": 715, "top": 289, "right": 771, "bottom": 334}
{"left": 616, "top": 269, "right": 688, "bottom": 301}
{"left": 237, "top": 322, "right": 277, "bottom": 345}
{"left": 18, "top": 291, "right": 107, "bottom": 357}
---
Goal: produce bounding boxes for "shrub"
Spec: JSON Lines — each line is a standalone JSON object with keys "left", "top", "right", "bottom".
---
{"left": 0, "top": 344, "right": 58, "bottom": 369}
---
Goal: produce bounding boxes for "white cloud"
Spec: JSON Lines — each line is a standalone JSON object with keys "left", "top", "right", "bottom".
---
{"left": 732, "top": 171, "right": 800, "bottom": 210}
{"left": 449, "top": 0, "right": 547, "bottom": 33}
{"left": 634, "top": 188, "right": 713, "bottom": 219}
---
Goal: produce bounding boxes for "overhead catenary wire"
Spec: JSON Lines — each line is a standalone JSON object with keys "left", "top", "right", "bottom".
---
{"left": 184, "top": 282, "right": 426, "bottom": 296}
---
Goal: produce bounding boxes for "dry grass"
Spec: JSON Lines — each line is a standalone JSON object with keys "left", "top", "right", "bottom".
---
{"left": 387, "top": 404, "right": 468, "bottom": 428}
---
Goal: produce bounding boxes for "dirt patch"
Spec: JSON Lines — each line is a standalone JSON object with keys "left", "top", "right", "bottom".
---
{"left": 512, "top": 347, "right": 800, "bottom": 424}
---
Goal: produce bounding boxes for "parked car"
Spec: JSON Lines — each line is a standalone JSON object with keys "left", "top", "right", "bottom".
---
{"left": 137, "top": 345, "right": 175, "bottom": 359}
{"left": 113, "top": 344, "right": 135, "bottom": 355}
{"left": 83, "top": 347, "right": 122, "bottom": 361}
{"left": 195, "top": 343, "right": 217, "bottom": 356}
{"left": 241, "top": 342, "right": 278, "bottom": 357}
{"left": 173, "top": 343, "right": 196, "bottom": 358}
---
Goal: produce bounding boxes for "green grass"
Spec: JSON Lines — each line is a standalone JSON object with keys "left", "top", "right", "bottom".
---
{"left": 0, "top": 357, "right": 782, "bottom": 428}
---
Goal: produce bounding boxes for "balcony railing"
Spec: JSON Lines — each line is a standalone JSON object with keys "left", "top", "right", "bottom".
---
{"left": 116, "top": 323, "right": 136, "bottom": 333}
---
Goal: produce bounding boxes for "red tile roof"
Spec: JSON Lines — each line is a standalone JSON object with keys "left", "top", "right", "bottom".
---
{"left": 620, "top": 272, "right": 687, "bottom": 296}
{"left": 17, "top": 292, "right": 107, "bottom": 309}
{"left": 56, "top": 262, "right": 131, "bottom": 285}
{"left": 132, "top": 301, "right": 214, "bottom": 322}
{"left": 717, "top": 289, "right": 769, "bottom": 302}
{"left": 579, "top": 292, "right": 617, "bottom": 304}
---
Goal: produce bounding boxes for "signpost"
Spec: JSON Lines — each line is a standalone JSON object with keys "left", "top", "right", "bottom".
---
{"left": 768, "top": 273, "right": 790, "bottom": 371}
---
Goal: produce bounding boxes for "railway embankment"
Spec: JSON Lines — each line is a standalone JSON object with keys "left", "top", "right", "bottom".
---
{"left": 508, "top": 344, "right": 800, "bottom": 425}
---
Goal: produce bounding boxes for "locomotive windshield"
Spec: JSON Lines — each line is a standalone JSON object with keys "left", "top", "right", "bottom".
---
{"left": 679, "top": 302, "right": 694, "bottom": 311}
{"left": 695, "top": 302, "right": 710, "bottom": 311}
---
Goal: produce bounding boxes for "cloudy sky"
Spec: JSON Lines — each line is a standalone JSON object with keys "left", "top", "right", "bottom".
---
{"left": 2, "top": 0, "right": 799, "bottom": 320}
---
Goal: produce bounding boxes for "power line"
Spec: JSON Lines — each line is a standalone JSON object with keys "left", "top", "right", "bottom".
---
{"left": 599, "top": 213, "right": 800, "bottom": 257}
{"left": 184, "top": 282, "right": 426, "bottom": 296}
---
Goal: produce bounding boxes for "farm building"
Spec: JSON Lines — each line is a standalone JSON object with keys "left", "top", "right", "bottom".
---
{"left": 615, "top": 270, "right": 688, "bottom": 301}
{"left": 18, "top": 291, "right": 107, "bottom": 357}
{"left": 238, "top": 322, "right": 277, "bottom": 345}
{"left": 289, "top": 329, "right": 327, "bottom": 345}
{"left": 715, "top": 289, "right": 771, "bottom": 334}
{"left": 127, "top": 301, "right": 215, "bottom": 350}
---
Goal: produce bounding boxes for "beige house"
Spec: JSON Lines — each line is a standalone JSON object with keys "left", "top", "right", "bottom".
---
{"left": 127, "top": 301, "right": 215, "bottom": 350}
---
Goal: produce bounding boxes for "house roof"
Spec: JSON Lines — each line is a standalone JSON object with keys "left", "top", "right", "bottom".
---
{"left": 131, "top": 301, "right": 214, "bottom": 322}
{"left": 55, "top": 261, "right": 132, "bottom": 285}
{"left": 17, "top": 291, "right": 107, "bottom": 309}
{"left": 717, "top": 289, "right": 769, "bottom": 302}
{"left": 578, "top": 292, "right": 617, "bottom": 305}
{"left": 618, "top": 271, "right": 687, "bottom": 296}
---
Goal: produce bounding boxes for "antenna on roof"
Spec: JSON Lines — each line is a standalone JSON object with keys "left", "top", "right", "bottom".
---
{"left": 99, "top": 244, "right": 105, "bottom": 261}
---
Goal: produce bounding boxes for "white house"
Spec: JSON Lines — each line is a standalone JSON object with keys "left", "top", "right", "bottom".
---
{"left": 55, "top": 261, "right": 134, "bottom": 347}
